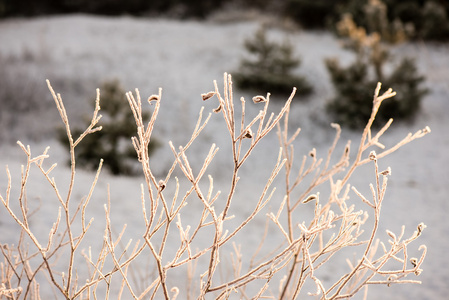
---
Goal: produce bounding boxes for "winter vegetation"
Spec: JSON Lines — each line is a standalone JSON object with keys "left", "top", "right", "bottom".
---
{"left": 1, "top": 0, "right": 447, "bottom": 298}
{"left": 57, "top": 79, "right": 160, "bottom": 175}
{"left": 325, "top": 3, "right": 428, "bottom": 129}
{"left": 0, "top": 73, "right": 430, "bottom": 298}
{"left": 233, "top": 26, "right": 312, "bottom": 96}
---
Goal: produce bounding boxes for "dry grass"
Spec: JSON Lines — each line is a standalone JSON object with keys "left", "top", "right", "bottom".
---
{"left": 0, "top": 73, "right": 430, "bottom": 299}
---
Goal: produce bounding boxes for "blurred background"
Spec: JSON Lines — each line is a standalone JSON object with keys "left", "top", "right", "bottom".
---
{"left": 0, "top": 0, "right": 448, "bottom": 299}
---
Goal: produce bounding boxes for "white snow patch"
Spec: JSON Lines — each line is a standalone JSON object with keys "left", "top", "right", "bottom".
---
{"left": 0, "top": 15, "right": 447, "bottom": 299}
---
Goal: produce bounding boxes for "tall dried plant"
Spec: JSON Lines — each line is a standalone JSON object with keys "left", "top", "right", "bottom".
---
{"left": 1, "top": 73, "right": 429, "bottom": 299}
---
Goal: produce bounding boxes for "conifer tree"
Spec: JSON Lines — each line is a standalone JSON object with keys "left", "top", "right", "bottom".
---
{"left": 326, "top": 2, "right": 427, "bottom": 129}
{"left": 234, "top": 27, "right": 312, "bottom": 97}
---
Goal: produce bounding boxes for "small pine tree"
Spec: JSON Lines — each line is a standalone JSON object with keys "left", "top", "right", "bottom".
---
{"left": 233, "top": 27, "right": 312, "bottom": 97}
{"left": 326, "top": 58, "right": 374, "bottom": 129}
{"left": 58, "top": 79, "right": 159, "bottom": 175}
{"left": 326, "top": 6, "right": 427, "bottom": 129}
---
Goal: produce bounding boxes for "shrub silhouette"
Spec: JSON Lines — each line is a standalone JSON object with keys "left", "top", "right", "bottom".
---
{"left": 284, "top": 0, "right": 339, "bottom": 28}
{"left": 58, "top": 79, "right": 159, "bottom": 175}
{"left": 419, "top": 1, "right": 449, "bottom": 41}
{"left": 338, "top": 0, "right": 449, "bottom": 42}
{"left": 233, "top": 27, "right": 312, "bottom": 97}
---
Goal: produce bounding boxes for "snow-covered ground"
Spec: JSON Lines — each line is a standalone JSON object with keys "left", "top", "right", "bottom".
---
{"left": 0, "top": 15, "right": 448, "bottom": 299}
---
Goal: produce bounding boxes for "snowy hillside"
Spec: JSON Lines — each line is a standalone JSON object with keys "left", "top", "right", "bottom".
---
{"left": 0, "top": 15, "right": 448, "bottom": 299}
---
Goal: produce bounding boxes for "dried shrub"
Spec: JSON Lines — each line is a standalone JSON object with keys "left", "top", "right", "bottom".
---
{"left": 0, "top": 74, "right": 429, "bottom": 299}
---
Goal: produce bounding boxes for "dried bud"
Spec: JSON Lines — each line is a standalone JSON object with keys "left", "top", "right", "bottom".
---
{"left": 243, "top": 128, "right": 253, "bottom": 139}
{"left": 303, "top": 193, "right": 318, "bottom": 204}
{"left": 309, "top": 148, "right": 316, "bottom": 158}
{"left": 416, "top": 222, "right": 426, "bottom": 235}
{"left": 387, "top": 275, "right": 397, "bottom": 287}
{"left": 252, "top": 95, "right": 267, "bottom": 103}
{"left": 386, "top": 229, "right": 396, "bottom": 241}
{"left": 344, "top": 144, "right": 350, "bottom": 156}
{"left": 148, "top": 95, "right": 160, "bottom": 103}
{"left": 369, "top": 151, "right": 377, "bottom": 160}
{"left": 410, "top": 258, "right": 418, "bottom": 268}
{"left": 158, "top": 180, "right": 166, "bottom": 191}
{"left": 213, "top": 104, "right": 222, "bottom": 113}
{"left": 423, "top": 126, "right": 431, "bottom": 134}
{"left": 380, "top": 167, "right": 391, "bottom": 176}
{"left": 201, "top": 91, "right": 215, "bottom": 101}
{"left": 410, "top": 257, "right": 423, "bottom": 275}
